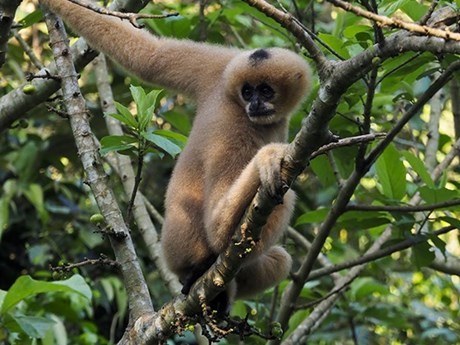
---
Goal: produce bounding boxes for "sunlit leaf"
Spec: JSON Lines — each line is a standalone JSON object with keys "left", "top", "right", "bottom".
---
{"left": 17, "top": 10, "right": 43, "bottom": 27}
{"left": 401, "top": 151, "right": 434, "bottom": 188}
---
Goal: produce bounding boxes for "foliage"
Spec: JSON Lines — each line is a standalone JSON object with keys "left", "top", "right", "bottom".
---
{"left": 100, "top": 85, "right": 186, "bottom": 159}
{"left": 0, "top": 0, "right": 459, "bottom": 344}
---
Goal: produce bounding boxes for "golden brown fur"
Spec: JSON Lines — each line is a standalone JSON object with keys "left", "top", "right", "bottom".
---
{"left": 41, "top": 0, "right": 311, "bottom": 302}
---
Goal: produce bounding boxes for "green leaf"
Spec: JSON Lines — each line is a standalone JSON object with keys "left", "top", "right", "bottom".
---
{"left": 153, "top": 129, "right": 187, "bottom": 147}
{"left": 439, "top": 216, "right": 460, "bottom": 229}
{"left": 351, "top": 277, "right": 389, "bottom": 300}
{"left": 147, "top": 15, "right": 192, "bottom": 38}
{"left": 24, "top": 184, "right": 49, "bottom": 224}
{"left": 162, "top": 111, "right": 192, "bottom": 134}
{"left": 1, "top": 275, "right": 92, "bottom": 313}
{"left": 109, "top": 102, "right": 138, "bottom": 129}
{"left": 295, "top": 208, "right": 329, "bottom": 226}
{"left": 419, "top": 186, "right": 459, "bottom": 204}
{"left": 310, "top": 155, "right": 335, "bottom": 187}
{"left": 129, "top": 86, "right": 163, "bottom": 132}
{"left": 318, "top": 33, "right": 350, "bottom": 59}
{"left": 380, "top": 0, "right": 410, "bottom": 16}
{"left": 400, "top": 1, "right": 427, "bottom": 21}
{"left": 142, "top": 132, "right": 183, "bottom": 158}
{"left": 130, "top": 86, "right": 149, "bottom": 131}
{"left": 342, "top": 25, "right": 372, "bottom": 39}
{"left": 285, "top": 310, "right": 309, "bottom": 338}
{"left": 99, "top": 135, "right": 138, "bottom": 156}
{"left": 230, "top": 300, "right": 247, "bottom": 318}
{"left": 337, "top": 211, "right": 391, "bottom": 231}
{"left": 12, "top": 315, "right": 55, "bottom": 338}
{"left": 130, "top": 85, "right": 146, "bottom": 111}
{"left": 412, "top": 241, "right": 435, "bottom": 268}
{"left": 17, "top": 9, "right": 43, "bottom": 28}
{"left": 375, "top": 144, "right": 406, "bottom": 200}
{"left": 0, "top": 198, "right": 10, "bottom": 239}
{"left": 14, "top": 141, "right": 39, "bottom": 183}
{"left": 401, "top": 151, "right": 434, "bottom": 188}
{"left": 430, "top": 236, "right": 446, "bottom": 258}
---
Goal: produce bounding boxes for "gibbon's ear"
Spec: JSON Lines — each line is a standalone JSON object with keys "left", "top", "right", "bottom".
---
{"left": 40, "top": 0, "right": 240, "bottom": 97}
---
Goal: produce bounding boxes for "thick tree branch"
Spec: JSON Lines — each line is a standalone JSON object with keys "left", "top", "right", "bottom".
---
{"left": 41, "top": 4, "right": 153, "bottom": 325}
{"left": 0, "top": 0, "right": 21, "bottom": 68}
{"left": 92, "top": 54, "right": 181, "bottom": 296}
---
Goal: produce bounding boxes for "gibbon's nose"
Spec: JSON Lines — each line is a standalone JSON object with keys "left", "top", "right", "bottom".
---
{"left": 249, "top": 98, "right": 261, "bottom": 113}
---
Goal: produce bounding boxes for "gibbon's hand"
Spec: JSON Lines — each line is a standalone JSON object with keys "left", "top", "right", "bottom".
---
{"left": 254, "top": 143, "right": 289, "bottom": 203}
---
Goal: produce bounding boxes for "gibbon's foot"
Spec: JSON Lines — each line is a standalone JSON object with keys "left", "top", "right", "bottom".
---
{"left": 181, "top": 254, "right": 218, "bottom": 295}
{"left": 209, "top": 291, "right": 230, "bottom": 316}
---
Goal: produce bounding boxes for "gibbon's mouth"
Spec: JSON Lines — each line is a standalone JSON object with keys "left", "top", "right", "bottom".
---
{"left": 248, "top": 109, "right": 276, "bottom": 118}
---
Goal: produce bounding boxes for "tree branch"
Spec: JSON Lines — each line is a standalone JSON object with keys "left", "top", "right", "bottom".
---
{"left": 282, "top": 134, "right": 460, "bottom": 344}
{"left": 66, "top": 0, "right": 178, "bottom": 27}
{"left": 0, "top": 0, "right": 21, "bottom": 68}
{"left": 327, "top": 0, "right": 460, "bottom": 41}
{"left": 41, "top": 4, "right": 153, "bottom": 325}
{"left": 241, "top": 0, "right": 330, "bottom": 77}
{"left": 0, "top": 0, "right": 150, "bottom": 132}
{"left": 307, "top": 226, "right": 458, "bottom": 281}
{"left": 345, "top": 198, "right": 460, "bottom": 213}
{"left": 92, "top": 54, "right": 181, "bottom": 296}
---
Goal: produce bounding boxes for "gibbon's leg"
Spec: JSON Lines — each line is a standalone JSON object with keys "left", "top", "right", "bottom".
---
{"left": 205, "top": 143, "right": 293, "bottom": 254}
{"left": 235, "top": 245, "right": 292, "bottom": 298}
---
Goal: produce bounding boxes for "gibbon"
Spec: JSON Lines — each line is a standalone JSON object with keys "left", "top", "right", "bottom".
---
{"left": 41, "top": 0, "right": 311, "bottom": 307}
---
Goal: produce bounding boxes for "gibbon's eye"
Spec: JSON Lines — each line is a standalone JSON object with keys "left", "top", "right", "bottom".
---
{"left": 257, "top": 83, "right": 275, "bottom": 100}
{"left": 241, "top": 84, "right": 253, "bottom": 101}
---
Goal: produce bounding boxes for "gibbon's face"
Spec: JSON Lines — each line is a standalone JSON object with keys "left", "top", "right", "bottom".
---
{"left": 224, "top": 48, "right": 311, "bottom": 126}
{"left": 240, "top": 81, "right": 276, "bottom": 121}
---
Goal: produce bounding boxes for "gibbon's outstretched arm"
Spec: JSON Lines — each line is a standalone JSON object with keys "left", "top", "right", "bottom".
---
{"left": 39, "top": 0, "right": 239, "bottom": 98}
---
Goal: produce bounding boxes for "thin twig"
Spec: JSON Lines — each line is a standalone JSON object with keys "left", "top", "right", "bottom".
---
{"left": 345, "top": 198, "right": 460, "bottom": 212}
{"left": 310, "top": 133, "right": 386, "bottom": 159}
{"left": 307, "top": 226, "right": 457, "bottom": 281}
{"left": 327, "top": 0, "right": 460, "bottom": 41}
{"left": 67, "top": 0, "right": 178, "bottom": 27}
